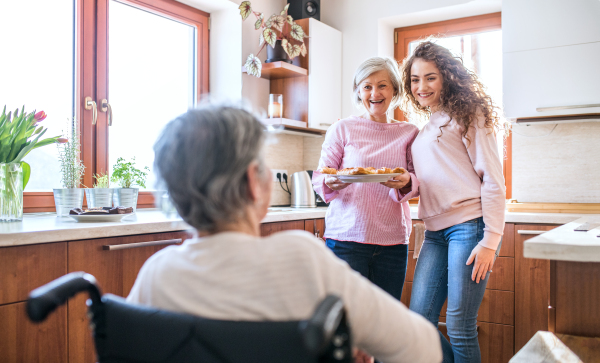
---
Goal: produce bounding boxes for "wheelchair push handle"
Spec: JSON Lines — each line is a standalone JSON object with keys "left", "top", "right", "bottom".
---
{"left": 27, "top": 272, "right": 102, "bottom": 322}
{"left": 301, "top": 295, "right": 349, "bottom": 356}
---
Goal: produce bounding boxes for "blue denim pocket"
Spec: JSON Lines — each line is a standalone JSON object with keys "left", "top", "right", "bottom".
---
{"left": 325, "top": 238, "right": 336, "bottom": 249}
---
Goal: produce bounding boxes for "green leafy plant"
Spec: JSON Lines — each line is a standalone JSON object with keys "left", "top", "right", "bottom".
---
{"left": 239, "top": 1, "right": 308, "bottom": 77}
{"left": 57, "top": 122, "right": 85, "bottom": 188}
{"left": 111, "top": 157, "right": 149, "bottom": 188}
{"left": 92, "top": 172, "right": 110, "bottom": 188}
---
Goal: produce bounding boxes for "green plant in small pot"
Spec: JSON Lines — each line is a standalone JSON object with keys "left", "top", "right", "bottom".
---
{"left": 85, "top": 172, "right": 113, "bottom": 208}
{"left": 111, "top": 157, "right": 149, "bottom": 212}
{"left": 239, "top": 2, "right": 308, "bottom": 77}
{"left": 53, "top": 122, "right": 86, "bottom": 217}
{"left": 0, "top": 106, "right": 64, "bottom": 221}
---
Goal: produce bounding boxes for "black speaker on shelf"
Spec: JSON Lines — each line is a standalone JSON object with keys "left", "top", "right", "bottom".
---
{"left": 287, "top": 0, "right": 320, "bottom": 21}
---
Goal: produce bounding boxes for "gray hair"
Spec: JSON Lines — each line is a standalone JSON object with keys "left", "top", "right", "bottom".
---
{"left": 352, "top": 57, "right": 403, "bottom": 112}
{"left": 153, "top": 104, "right": 267, "bottom": 232}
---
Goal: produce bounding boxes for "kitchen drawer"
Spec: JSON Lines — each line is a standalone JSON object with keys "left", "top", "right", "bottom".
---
{"left": 478, "top": 322, "right": 514, "bottom": 363}
{"left": 500, "top": 223, "right": 514, "bottom": 258}
{"left": 261, "top": 220, "right": 306, "bottom": 237}
{"left": 438, "top": 290, "right": 513, "bottom": 326}
{"left": 0, "top": 301, "right": 67, "bottom": 363}
{"left": 0, "top": 242, "right": 67, "bottom": 305}
{"left": 478, "top": 290, "right": 514, "bottom": 325}
{"left": 487, "top": 257, "right": 514, "bottom": 292}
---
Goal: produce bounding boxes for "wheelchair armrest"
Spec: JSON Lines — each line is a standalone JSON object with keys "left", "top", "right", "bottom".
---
{"left": 27, "top": 272, "right": 102, "bottom": 322}
{"left": 301, "top": 295, "right": 346, "bottom": 355}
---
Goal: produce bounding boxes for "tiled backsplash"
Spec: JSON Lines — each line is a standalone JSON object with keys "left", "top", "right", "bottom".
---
{"left": 263, "top": 133, "right": 325, "bottom": 206}
{"left": 512, "top": 121, "right": 600, "bottom": 203}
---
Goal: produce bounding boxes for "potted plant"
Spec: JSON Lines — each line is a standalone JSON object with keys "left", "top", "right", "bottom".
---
{"left": 53, "top": 122, "right": 85, "bottom": 216}
{"left": 239, "top": 1, "right": 308, "bottom": 77}
{"left": 111, "top": 157, "right": 149, "bottom": 212}
{"left": 85, "top": 172, "right": 113, "bottom": 208}
{"left": 0, "top": 106, "right": 64, "bottom": 221}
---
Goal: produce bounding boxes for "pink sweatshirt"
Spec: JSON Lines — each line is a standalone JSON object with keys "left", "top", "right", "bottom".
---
{"left": 312, "top": 116, "right": 419, "bottom": 246}
{"left": 411, "top": 111, "right": 506, "bottom": 250}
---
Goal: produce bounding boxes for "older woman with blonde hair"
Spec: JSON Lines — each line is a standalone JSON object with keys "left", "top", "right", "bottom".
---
{"left": 126, "top": 104, "right": 441, "bottom": 363}
{"left": 312, "top": 57, "right": 420, "bottom": 304}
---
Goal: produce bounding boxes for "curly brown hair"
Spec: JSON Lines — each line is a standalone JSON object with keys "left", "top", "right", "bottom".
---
{"left": 400, "top": 40, "right": 504, "bottom": 143}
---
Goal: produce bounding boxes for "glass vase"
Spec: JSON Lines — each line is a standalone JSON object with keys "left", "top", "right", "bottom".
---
{"left": 0, "top": 163, "right": 24, "bottom": 222}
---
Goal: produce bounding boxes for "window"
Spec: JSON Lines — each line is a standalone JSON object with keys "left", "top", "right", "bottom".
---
{"left": 0, "top": 0, "right": 209, "bottom": 212}
{"left": 394, "top": 13, "right": 511, "bottom": 198}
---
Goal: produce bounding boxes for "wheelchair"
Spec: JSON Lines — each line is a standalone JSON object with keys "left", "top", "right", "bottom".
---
{"left": 27, "top": 272, "right": 352, "bottom": 363}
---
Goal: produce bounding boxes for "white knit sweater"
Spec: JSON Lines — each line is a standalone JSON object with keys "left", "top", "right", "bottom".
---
{"left": 127, "top": 230, "right": 441, "bottom": 363}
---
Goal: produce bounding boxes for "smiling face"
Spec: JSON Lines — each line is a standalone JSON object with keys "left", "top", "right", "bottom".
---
{"left": 410, "top": 58, "right": 443, "bottom": 112}
{"left": 358, "top": 69, "right": 395, "bottom": 122}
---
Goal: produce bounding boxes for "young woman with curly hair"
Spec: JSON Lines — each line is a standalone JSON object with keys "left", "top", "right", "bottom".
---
{"left": 401, "top": 41, "right": 506, "bottom": 363}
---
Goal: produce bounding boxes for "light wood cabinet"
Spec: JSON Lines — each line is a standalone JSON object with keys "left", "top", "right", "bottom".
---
{"left": 1, "top": 219, "right": 321, "bottom": 362}
{"left": 7, "top": 218, "right": 584, "bottom": 363}
{"left": 0, "top": 242, "right": 68, "bottom": 363}
{"left": 260, "top": 220, "right": 306, "bottom": 236}
{"left": 514, "top": 224, "right": 557, "bottom": 352}
{"left": 66, "top": 231, "right": 190, "bottom": 363}
{"left": 0, "top": 302, "right": 68, "bottom": 363}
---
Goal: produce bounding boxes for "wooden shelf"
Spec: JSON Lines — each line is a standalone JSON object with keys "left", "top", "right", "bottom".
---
{"left": 242, "top": 61, "right": 307, "bottom": 80}
{"left": 266, "top": 123, "right": 326, "bottom": 138}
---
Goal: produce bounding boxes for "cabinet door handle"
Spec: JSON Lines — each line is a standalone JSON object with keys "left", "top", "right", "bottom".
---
{"left": 536, "top": 103, "right": 600, "bottom": 112}
{"left": 517, "top": 230, "right": 546, "bottom": 235}
{"left": 102, "top": 238, "right": 182, "bottom": 251}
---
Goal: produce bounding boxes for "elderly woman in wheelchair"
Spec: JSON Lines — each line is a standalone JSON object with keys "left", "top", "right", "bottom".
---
{"left": 28, "top": 105, "right": 441, "bottom": 363}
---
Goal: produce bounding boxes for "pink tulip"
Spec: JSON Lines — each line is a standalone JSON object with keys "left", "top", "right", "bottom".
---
{"left": 57, "top": 137, "right": 68, "bottom": 143}
{"left": 34, "top": 111, "right": 47, "bottom": 122}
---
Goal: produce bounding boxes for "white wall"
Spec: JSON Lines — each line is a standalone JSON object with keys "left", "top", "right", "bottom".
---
{"left": 176, "top": 0, "right": 243, "bottom": 101}
{"left": 321, "top": 0, "right": 501, "bottom": 118}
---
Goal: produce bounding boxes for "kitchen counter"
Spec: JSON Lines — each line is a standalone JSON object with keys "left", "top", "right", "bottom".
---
{"left": 524, "top": 216, "right": 600, "bottom": 262}
{"left": 0, "top": 208, "right": 328, "bottom": 247}
{"left": 1, "top": 206, "right": 598, "bottom": 248}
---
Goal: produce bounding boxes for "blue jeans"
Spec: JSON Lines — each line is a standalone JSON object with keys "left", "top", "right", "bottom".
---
{"left": 325, "top": 239, "right": 408, "bottom": 301}
{"left": 409, "top": 217, "right": 501, "bottom": 363}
